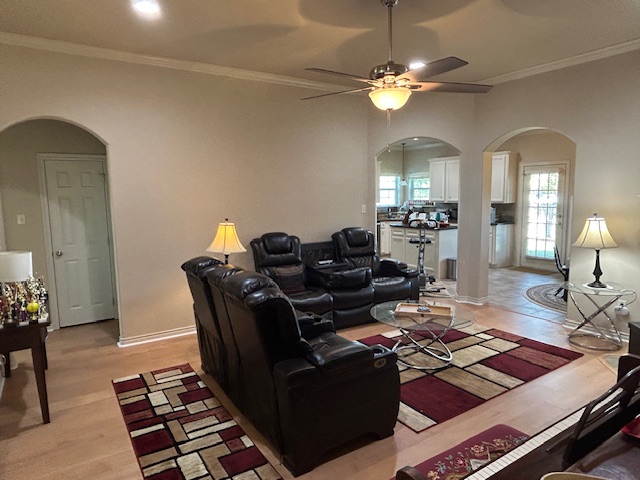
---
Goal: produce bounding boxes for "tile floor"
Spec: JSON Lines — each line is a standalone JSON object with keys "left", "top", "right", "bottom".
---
{"left": 440, "top": 267, "right": 567, "bottom": 323}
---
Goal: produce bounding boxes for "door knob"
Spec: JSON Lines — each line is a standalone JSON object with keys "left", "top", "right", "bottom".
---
{"left": 55, "top": 250, "right": 63, "bottom": 257}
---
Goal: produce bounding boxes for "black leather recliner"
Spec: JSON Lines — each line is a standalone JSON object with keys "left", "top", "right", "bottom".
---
{"left": 332, "top": 227, "right": 420, "bottom": 303}
{"left": 252, "top": 232, "right": 377, "bottom": 328}
{"left": 250, "top": 232, "right": 333, "bottom": 316}
{"left": 207, "top": 267, "right": 400, "bottom": 476}
{"left": 180, "top": 256, "right": 226, "bottom": 385}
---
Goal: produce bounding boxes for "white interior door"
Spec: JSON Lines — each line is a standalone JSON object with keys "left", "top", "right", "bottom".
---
{"left": 519, "top": 164, "right": 567, "bottom": 270}
{"left": 44, "top": 158, "right": 115, "bottom": 327}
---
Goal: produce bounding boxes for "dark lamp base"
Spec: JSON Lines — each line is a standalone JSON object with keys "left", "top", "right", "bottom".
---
{"left": 587, "top": 280, "right": 608, "bottom": 289}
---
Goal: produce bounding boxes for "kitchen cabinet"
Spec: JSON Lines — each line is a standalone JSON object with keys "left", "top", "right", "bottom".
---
{"left": 491, "top": 152, "right": 518, "bottom": 203}
{"left": 429, "top": 157, "right": 459, "bottom": 203}
{"left": 490, "top": 223, "right": 514, "bottom": 268}
{"left": 389, "top": 226, "right": 458, "bottom": 279}
{"left": 378, "top": 221, "right": 391, "bottom": 255}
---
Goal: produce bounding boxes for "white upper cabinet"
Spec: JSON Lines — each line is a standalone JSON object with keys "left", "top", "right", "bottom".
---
{"left": 491, "top": 152, "right": 518, "bottom": 203}
{"left": 429, "top": 156, "right": 460, "bottom": 203}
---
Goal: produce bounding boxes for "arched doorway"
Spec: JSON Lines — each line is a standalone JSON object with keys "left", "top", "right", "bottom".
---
{"left": 375, "top": 136, "right": 461, "bottom": 281}
{"left": 484, "top": 128, "right": 576, "bottom": 319}
{"left": 0, "top": 118, "right": 119, "bottom": 337}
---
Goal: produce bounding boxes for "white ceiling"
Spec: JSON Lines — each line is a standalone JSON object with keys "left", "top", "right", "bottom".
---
{"left": 1, "top": 0, "right": 639, "bottom": 89}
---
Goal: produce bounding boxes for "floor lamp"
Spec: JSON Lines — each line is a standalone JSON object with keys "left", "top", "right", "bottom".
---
{"left": 206, "top": 219, "right": 246, "bottom": 264}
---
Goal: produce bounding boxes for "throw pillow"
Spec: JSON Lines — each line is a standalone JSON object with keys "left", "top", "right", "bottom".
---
{"left": 271, "top": 264, "right": 306, "bottom": 294}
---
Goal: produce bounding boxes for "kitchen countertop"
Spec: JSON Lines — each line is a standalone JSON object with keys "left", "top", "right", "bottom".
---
{"left": 386, "top": 223, "right": 458, "bottom": 231}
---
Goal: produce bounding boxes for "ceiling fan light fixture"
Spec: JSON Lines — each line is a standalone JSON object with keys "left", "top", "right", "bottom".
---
{"left": 369, "top": 87, "right": 411, "bottom": 111}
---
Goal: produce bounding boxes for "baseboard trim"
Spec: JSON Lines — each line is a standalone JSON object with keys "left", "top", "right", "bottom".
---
{"left": 454, "top": 295, "right": 488, "bottom": 306}
{"left": 118, "top": 326, "right": 196, "bottom": 347}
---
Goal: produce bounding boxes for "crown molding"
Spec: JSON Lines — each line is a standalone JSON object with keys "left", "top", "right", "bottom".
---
{"left": 0, "top": 31, "right": 342, "bottom": 94}
{"left": 3, "top": 31, "right": 639, "bottom": 90}
{"left": 483, "top": 38, "right": 640, "bottom": 85}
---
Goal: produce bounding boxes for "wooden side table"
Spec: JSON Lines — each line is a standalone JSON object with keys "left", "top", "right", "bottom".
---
{"left": 0, "top": 317, "right": 51, "bottom": 423}
{"left": 567, "top": 282, "right": 636, "bottom": 351}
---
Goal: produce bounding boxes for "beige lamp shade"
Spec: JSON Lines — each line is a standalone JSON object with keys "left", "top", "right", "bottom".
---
{"left": 369, "top": 87, "right": 411, "bottom": 111}
{"left": 206, "top": 219, "right": 246, "bottom": 262}
{"left": 572, "top": 214, "right": 617, "bottom": 250}
{"left": 0, "top": 251, "right": 33, "bottom": 282}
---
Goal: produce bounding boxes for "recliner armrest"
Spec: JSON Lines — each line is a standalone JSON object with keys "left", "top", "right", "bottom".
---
{"left": 308, "top": 265, "right": 373, "bottom": 289}
{"left": 274, "top": 340, "right": 396, "bottom": 382}
{"left": 380, "top": 258, "right": 418, "bottom": 278}
{"left": 305, "top": 340, "right": 372, "bottom": 373}
{"left": 296, "top": 313, "right": 336, "bottom": 339}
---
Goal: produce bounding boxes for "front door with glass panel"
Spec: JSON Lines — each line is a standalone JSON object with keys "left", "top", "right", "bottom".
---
{"left": 520, "top": 164, "right": 567, "bottom": 270}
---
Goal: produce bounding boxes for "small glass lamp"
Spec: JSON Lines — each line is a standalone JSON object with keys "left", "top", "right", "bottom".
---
{"left": 572, "top": 213, "right": 617, "bottom": 288}
{"left": 0, "top": 251, "right": 33, "bottom": 283}
{"left": 206, "top": 219, "right": 246, "bottom": 264}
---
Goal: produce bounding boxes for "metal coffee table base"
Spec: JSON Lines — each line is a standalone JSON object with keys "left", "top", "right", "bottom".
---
{"left": 392, "top": 317, "right": 454, "bottom": 370}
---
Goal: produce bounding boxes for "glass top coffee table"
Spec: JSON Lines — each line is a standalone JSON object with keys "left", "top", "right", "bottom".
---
{"left": 370, "top": 300, "right": 474, "bottom": 370}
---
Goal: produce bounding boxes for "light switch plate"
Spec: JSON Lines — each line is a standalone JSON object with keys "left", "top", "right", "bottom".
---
{"left": 17, "top": 214, "right": 26, "bottom": 225}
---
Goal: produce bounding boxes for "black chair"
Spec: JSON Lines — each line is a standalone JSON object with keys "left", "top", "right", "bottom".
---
{"left": 554, "top": 245, "right": 570, "bottom": 301}
{"left": 180, "top": 256, "right": 226, "bottom": 385}
{"left": 332, "top": 227, "right": 420, "bottom": 303}
{"left": 217, "top": 269, "right": 400, "bottom": 476}
{"left": 251, "top": 232, "right": 333, "bottom": 316}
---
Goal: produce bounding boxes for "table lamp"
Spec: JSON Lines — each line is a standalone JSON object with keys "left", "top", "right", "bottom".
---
{"left": 0, "top": 251, "right": 33, "bottom": 325}
{"left": 572, "top": 213, "right": 617, "bottom": 288}
{"left": 206, "top": 218, "right": 246, "bottom": 264}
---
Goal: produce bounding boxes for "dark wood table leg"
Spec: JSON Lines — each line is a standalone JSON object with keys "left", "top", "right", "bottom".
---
{"left": 2, "top": 351, "right": 10, "bottom": 377}
{"left": 30, "top": 330, "right": 50, "bottom": 424}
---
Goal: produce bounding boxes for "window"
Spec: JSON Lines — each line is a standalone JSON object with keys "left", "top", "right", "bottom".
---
{"left": 409, "top": 173, "right": 430, "bottom": 201}
{"left": 378, "top": 175, "right": 400, "bottom": 206}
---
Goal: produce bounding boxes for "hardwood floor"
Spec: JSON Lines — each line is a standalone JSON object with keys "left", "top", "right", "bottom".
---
{"left": 0, "top": 305, "right": 625, "bottom": 480}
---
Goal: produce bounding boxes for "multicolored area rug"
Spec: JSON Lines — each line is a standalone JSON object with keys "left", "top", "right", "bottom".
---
{"left": 359, "top": 324, "right": 583, "bottom": 433}
{"left": 394, "top": 424, "right": 529, "bottom": 480}
{"left": 112, "top": 364, "right": 282, "bottom": 480}
{"left": 524, "top": 284, "right": 567, "bottom": 313}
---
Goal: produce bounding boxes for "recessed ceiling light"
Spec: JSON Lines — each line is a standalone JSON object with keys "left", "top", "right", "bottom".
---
{"left": 409, "top": 61, "right": 426, "bottom": 70}
{"left": 132, "top": 0, "right": 162, "bottom": 19}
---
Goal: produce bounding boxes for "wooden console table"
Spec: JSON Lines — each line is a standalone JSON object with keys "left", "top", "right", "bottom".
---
{"left": 0, "top": 317, "right": 51, "bottom": 424}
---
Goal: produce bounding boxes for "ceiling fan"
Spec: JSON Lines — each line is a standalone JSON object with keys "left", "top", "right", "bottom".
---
{"left": 302, "top": 0, "right": 492, "bottom": 116}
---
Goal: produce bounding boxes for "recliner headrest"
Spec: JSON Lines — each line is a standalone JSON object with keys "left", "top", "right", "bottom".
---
{"left": 343, "top": 228, "right": 370, "bottom": 247}
{"left": 181, "top": 256, "right": 223, "bottom": 277}
{"left": 221, "top": 270, "right": 278, "bottom": 302}
{"left": 206, "top": 263, "right": 244, "bottom": 287}
{"left": 262, "top": 232, "right": 293, "bottom": 255}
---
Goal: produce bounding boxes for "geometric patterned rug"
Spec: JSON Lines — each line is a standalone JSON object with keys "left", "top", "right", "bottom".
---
{"left": 112, "top": 364, "right": 282, "bottom": 480}
{"left": 393, "top": 424, "right": 529, "bottom": 480}
{"left": 359, "top": 323, "right": 583, "bottom": 433}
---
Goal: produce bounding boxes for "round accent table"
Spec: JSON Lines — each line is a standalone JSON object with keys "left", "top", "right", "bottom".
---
{"left": 370, "top": 300, "right": 474, "bottom": 370}
{"left": 567, "top": 282, "right": 637, "bottom": 351}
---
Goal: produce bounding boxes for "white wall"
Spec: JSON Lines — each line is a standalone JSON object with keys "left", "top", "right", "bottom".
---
{"left": 0, "top": 44, "right": 370, "bottom": 341}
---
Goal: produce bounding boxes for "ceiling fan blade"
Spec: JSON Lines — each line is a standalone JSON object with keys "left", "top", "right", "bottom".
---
{"left": 398, "top": 57, "right": 469, "bottom": 83}
{"left": 301, "top": 86, "right": 374, "bottom": 101}
{"left": 305, "top": 67, "right": 370, "bottom": 83}
{"left": 408, "top": 81, "right": 492, "bottom": 94}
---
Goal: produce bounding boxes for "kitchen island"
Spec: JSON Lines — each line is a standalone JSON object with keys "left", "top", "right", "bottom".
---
{"left": 387, "top": 224, "right": 458, "bottom": 280}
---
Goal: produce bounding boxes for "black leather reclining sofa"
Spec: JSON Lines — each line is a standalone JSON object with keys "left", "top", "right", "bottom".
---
{"left": 250, "top": 227, "right": 419, "bottom": 328}
{"left": 181, "top": 257, "right": 400, "bottom": 476}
